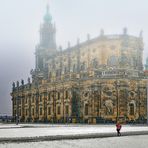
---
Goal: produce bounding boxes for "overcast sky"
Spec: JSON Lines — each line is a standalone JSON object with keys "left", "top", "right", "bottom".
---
{"left": 0, "top": 0, "right": 148, "bottom": 115}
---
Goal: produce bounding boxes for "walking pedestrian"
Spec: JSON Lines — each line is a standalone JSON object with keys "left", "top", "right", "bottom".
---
{"left": 116, "top": 122, "right": 122, "bottom": 136}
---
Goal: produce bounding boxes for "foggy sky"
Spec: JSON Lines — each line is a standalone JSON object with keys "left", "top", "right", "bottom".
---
{"left": 0, "top": 0, "right": 148, "bottom": 115}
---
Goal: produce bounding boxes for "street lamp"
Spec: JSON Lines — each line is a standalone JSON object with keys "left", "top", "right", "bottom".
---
{"left": 91, "top": 84, "right": 100, "bottom": 123}
{"left": 147, "top": 79, "right": 148, "bottom": 125}
{"left": 52, "top": 83, "right": 57, "bottom": 123}
{"left": 114, "top": 80, "right": 120, "bottom": 122}
{"left": 75, "top": 77, "right": 81, "bottom": 123}
{"left": 98, "top": 82, "right": 102, "bottom": 118}
{"left": 137, "top": 81, "right": 141, "bottom": 123}
{"left": 43, "top": 91, "right": 47, "bottom": 122}
{"left": 35, "top": 80, "right": 39, "bottom": 123}
{"left": 16, "top": 81, "right": 19, "bottom": 125}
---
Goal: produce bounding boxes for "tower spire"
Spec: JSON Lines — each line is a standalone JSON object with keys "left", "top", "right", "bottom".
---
{"left": 44, "top": 2, "right": 52, "bottom": 23}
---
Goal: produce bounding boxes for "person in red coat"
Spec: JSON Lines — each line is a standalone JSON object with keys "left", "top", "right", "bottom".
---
{"left": 116, "top": 122, "right": 122, "bottom": 136}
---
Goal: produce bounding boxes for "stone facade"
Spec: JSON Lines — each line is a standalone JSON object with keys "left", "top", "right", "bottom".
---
{"left": 11, "top": 5, "right": 148, "bottom": 124}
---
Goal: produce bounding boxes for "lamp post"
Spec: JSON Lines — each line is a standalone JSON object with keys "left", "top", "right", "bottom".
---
{"left": 75, "top": 77, "right": 81, "bottom": 123}
{"left": 16, "top": 81, "right": 19, "bottom": 125}
{"left": 98, "top": 82, "right": 102, "bottom": 118}
{"left": 52, "top": 83, "right": 57, "bottom": 123}
{"left": 61, "top": 81, "right": 65, "bottom": 123}
{"left": 146, "top": 80, "right": 148, "bottom": 125}
{"left": 92, "top": 85, "right": 99, "bottom": 122}
{"left": 35, "top": 80, "right": 39, "bottom": 122}
{"left": 137, "top": 82, "right": 141, "bottom": 123}
{"left": 43, "top": 91, "right": 47, "bottom": 122}
{"left": 115, "top": 80, "right": 120, "bottom": 122}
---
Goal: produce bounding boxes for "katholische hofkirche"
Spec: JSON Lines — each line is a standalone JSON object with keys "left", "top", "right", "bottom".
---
{"left": 11, "top": 5, "right": 148, "bottom": 123}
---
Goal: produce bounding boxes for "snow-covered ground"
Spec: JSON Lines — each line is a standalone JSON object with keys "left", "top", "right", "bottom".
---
{"left": 0, "top": 135, "right": 148, "bottom": 148}
{"left": 0, "top": 123, "right": 148, "bottom": 138}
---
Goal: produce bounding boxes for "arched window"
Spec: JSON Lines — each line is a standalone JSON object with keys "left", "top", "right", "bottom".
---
{"left": 32, "top": 108, "right": 34, "bottom": 116}
{"left": 49, "top": 72, "right": 52, "bottom": 79}
{"left": 85, "top": 104, "right": 89, "bottom": 115}
{"left": 65, "top": 105, "right": 69, "bottom": 115}
{"left": 40, "top": 107, "right": 42, "bottom": 115}
{"left": 39, "top": 95, "right": 42, "bottom": 102}
{"left": 129, "top": 103, "right": 134, "bottom": 115}
{"left": 48, "top": 93, "right": 51, "bottom": 101}
{"left": 48, "top": 107, "right": 51, "bottom": 115}
{"left": 58, "top": 92, "right": 60, "bottom": 100}
{"left": 64, "top": 67, "right": 67, "bottom": 74}
{"left": 65, "top": 90, "right": 68, "bottom": 99}
{"left": 57, "top": 106, "right": 61, "bottom": 115}
{"left": 73, "top": 64, "right": 77, "bottom": 72}
{"left": 56, "top": 70, "right": 58, "bottom": 77}
{"left": 81, "top": 62, "right": 86, "bottom": 71}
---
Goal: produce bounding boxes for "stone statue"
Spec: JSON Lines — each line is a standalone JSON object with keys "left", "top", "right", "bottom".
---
{"left": 16, "top": 81, "right": 19, "bottom": 87}
{"left": 12, "top": 82, "right": 15, "bottom": 88}
{"left": 139, "top": 30, "right": 143, "bottom": 38}
{"left": 28, "top": 77, "right": 31, "bottom": 84}
{"left": 128, "top": 100, "right": 136, "bottom": 116}
{"left": 104, "top": 99, "right": 114, "bottom": 115}
{"left": 123, "top": 27, "right": 127, "bottom": 35}
{"left": 21, "top": 79, "right": 24, "bottom": 85}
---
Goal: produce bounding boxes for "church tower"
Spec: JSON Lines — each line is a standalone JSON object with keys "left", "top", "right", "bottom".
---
{"left": 35, "top": 4, "right": 57, "bottom": 71}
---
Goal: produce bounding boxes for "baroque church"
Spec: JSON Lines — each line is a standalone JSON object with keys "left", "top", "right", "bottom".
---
{"left": 11, "top": 5, "right": 148, "bottom": 124}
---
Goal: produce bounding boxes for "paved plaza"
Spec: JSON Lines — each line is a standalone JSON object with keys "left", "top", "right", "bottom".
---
{"left": 1, "top": 135, "right": 148, "bottom": 148}
{"left": 0, "top": 123, "right": 148, "bottom": 147}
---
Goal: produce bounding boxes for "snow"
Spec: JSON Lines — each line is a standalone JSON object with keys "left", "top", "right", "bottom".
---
{"left": 0, "top": 135, "right": 148, "bottom": 148}
{"left": 0, "top": 123, "right": 148, "bottom": 147}
{"left": 0, "top": 123, "right": 148, "bottom": 138}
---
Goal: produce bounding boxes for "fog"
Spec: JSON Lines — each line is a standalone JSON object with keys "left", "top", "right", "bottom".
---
{"left": 0, "top": 0, "right": 148, "bottom": 115}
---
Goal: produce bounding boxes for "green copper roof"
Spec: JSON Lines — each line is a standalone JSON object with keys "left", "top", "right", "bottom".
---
{"left": 44, "top": 5, "right": 52, "bottom": 23}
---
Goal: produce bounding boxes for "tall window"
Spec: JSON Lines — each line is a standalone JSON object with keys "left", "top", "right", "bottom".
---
{"left": 57, "top": 106, "right": 61, "bottom": 115}
{"left": 32, "top": 108, "right": 34, "bottom": 116}
{"left": 48, "top": 93, "right": 51, "bottom": 101}
{"left": 58, "top": 92, "right": 60, "bottom": 100}
{"left": 129, "top": 104, "right": 134, "bottom": 115}
{"left": 56, "top": 70, "right": 58, "bottom": 77}
{"left": 92, "top": 58, "right": 98, "bottom": 68}
{"left": 25, "top": 97, "right": 27, "bottom": 104}
{"left": 19, "top": 109, "right": 21, "bottom": 116}
{"left": 73, "top": 64, "right": 77, "bottom": 72}
{"left": 65, "top": 91, "right": 68, "bottom": 99}
{"left": 14, "top": 99, "right": 16, "bottom": 105}
{"left": 64, "top": 67, "right": 67, "bottom": 74}
{"left": 40, "top": 107, "right": 42, "bottom": 115}
{"left": 85, "top": 104, "right": 89, "bottom": 116}
{"left": 49, "top": 72, "right": 52, "bottom": 79}
{"left": 81, "top": 62, "right": 86, "bottom": 71}
{"left": 40, "top": 95, "right": 42, "bottom": 102}
{"left": 32, "top": 97, "right": 34, "bottom": 103}
{"left": 26, "top": 109, "right": 28, "bottom": 116}
{"left": 66, "top": 106, "right": 69, "bottom": 115}
{"left": 48, "top": 107, "right": 51, "bottom": 115}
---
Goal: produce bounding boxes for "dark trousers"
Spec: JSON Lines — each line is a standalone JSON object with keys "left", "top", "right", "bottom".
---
{"left": 117, "top": 129, "right": 121, "bottom": 136}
